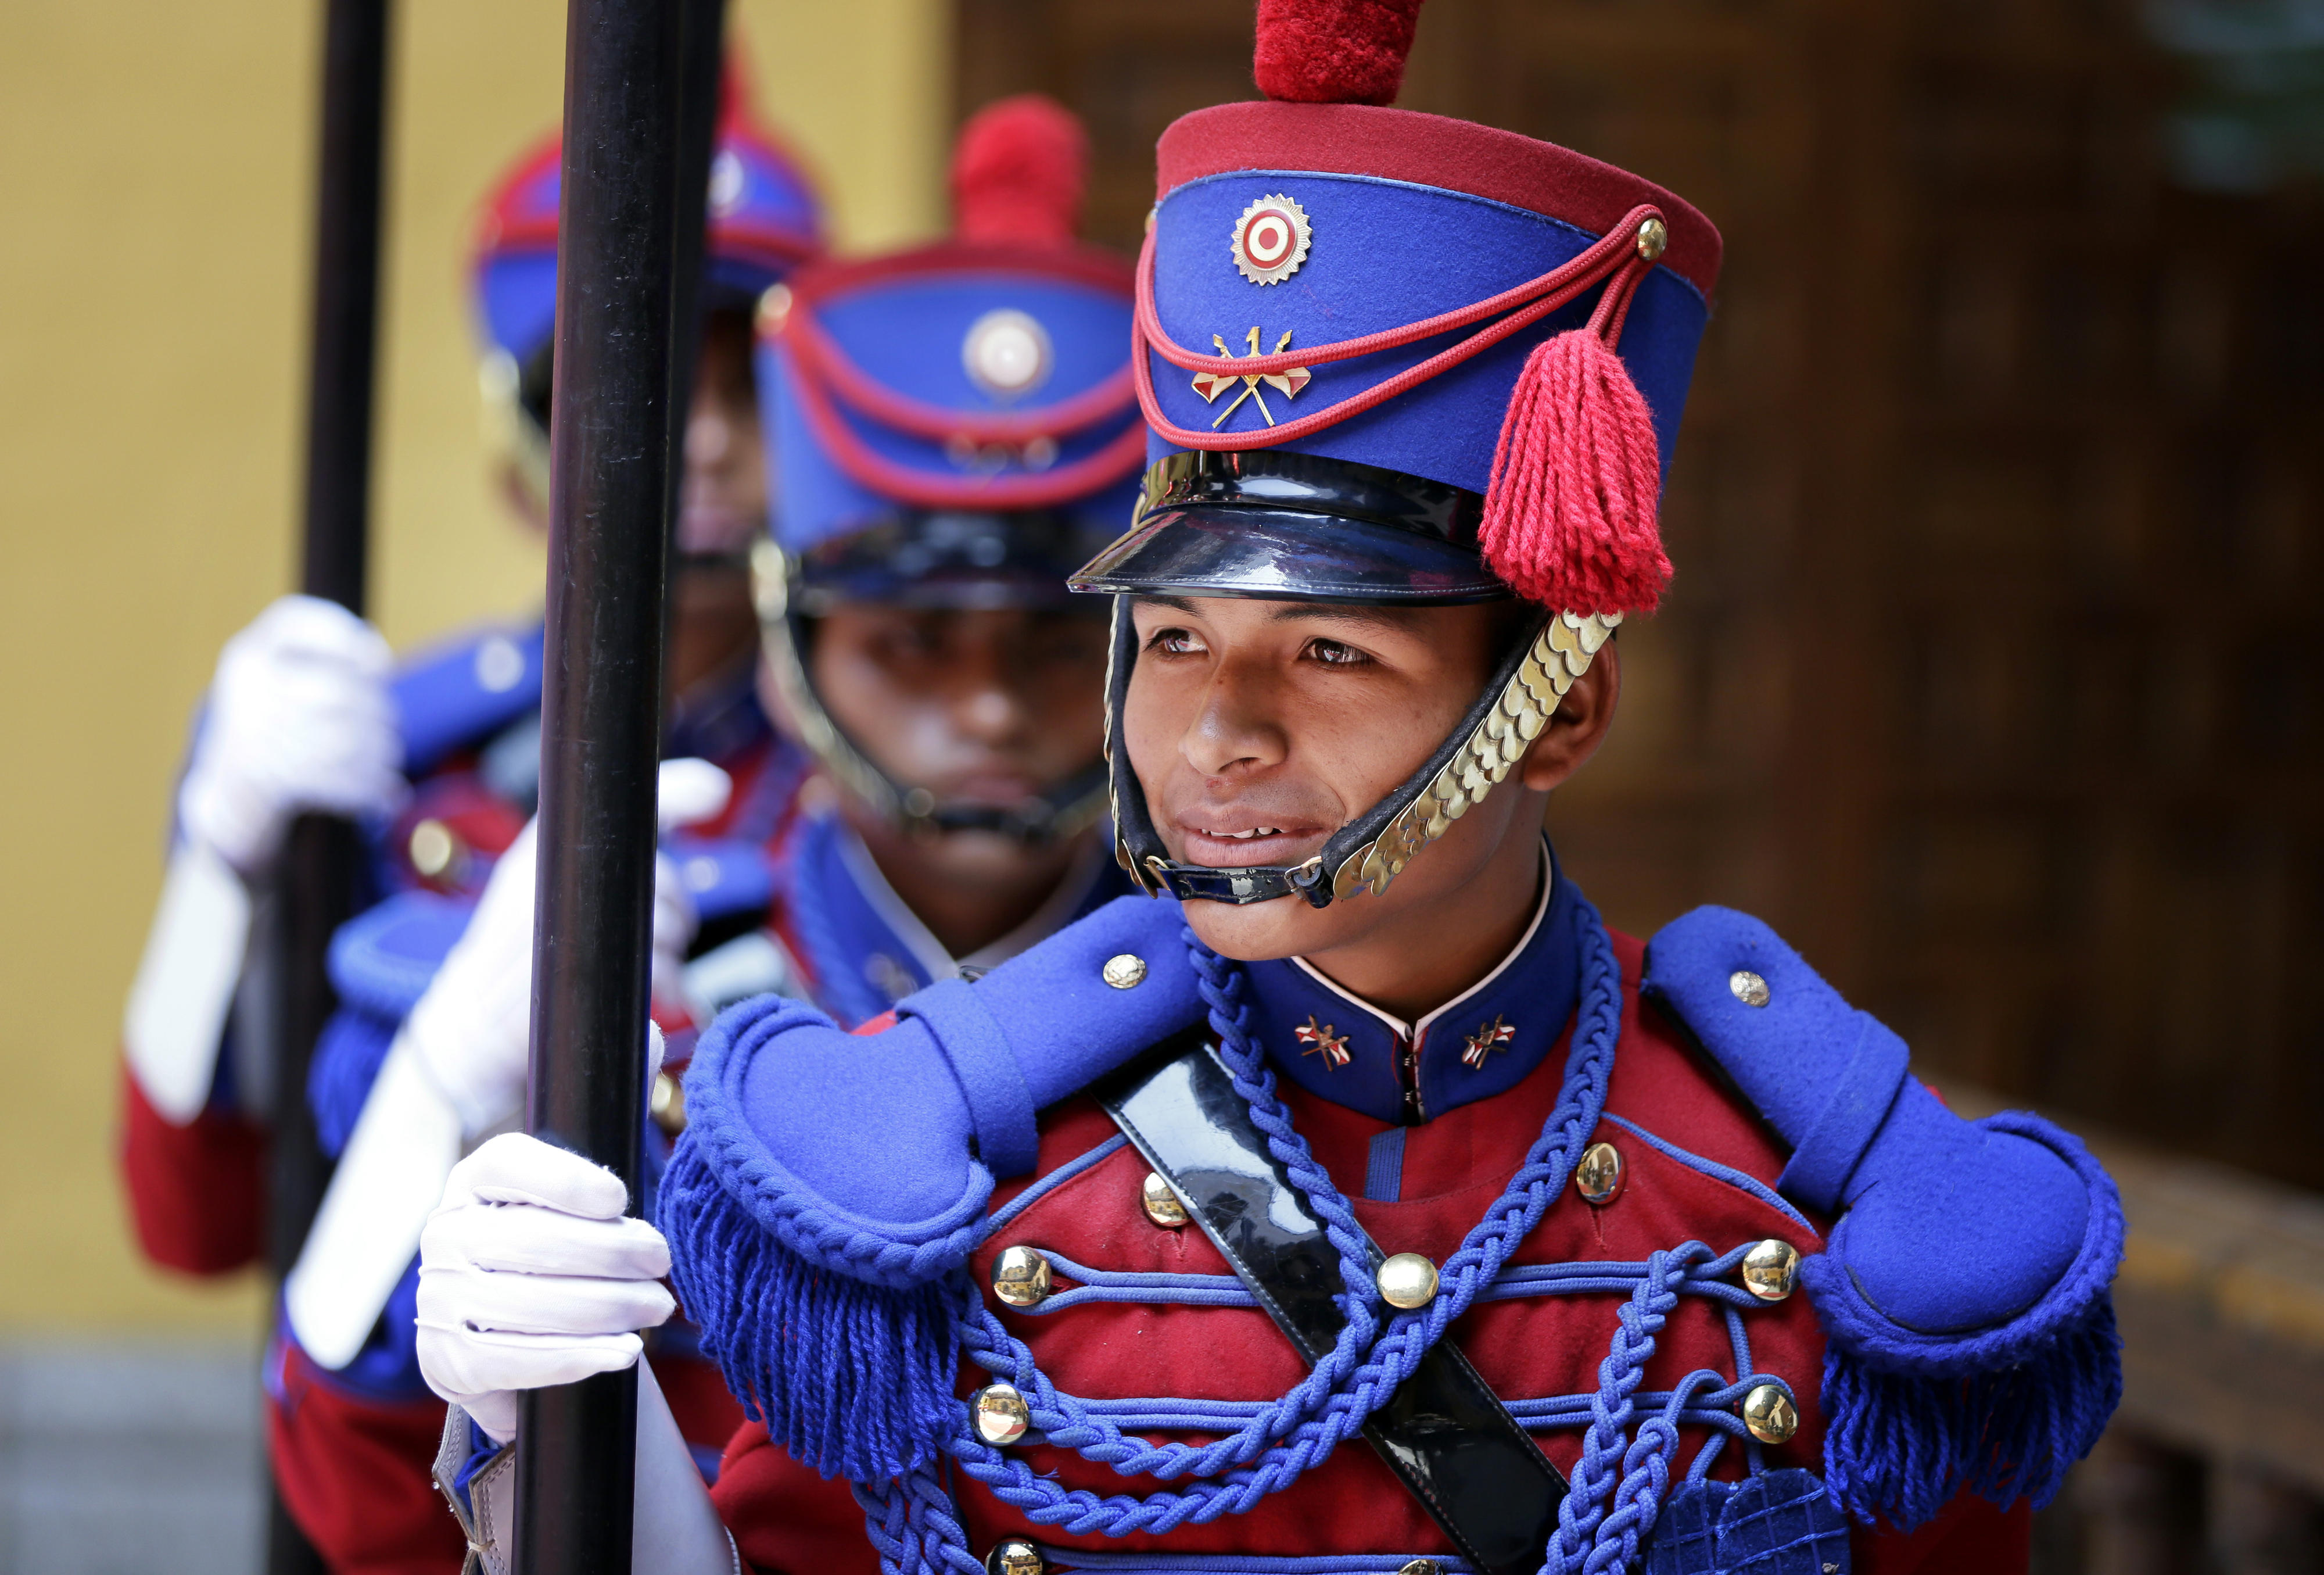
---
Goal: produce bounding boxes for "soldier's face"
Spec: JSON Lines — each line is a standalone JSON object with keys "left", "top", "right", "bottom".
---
{"left": 676, "top": 309, "right": 768, "bottom": 559}
{"left": 1124, "top": 595, "right": 1617, "bottom": 975}
{"left": 806, "top": 605, "right": 1110, "bottom": 825}
{"left": 668, "top": 310, "right": 773, "bottom": 697}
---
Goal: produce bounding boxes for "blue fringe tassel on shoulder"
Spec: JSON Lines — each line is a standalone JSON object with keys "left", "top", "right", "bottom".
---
{"left": 1806, "top": 1112, "right": 2125, "bottom": 1530}
{"left": 307, "top": 1006, "right": 398, "bottom": 1158}
{"left": 657, "top": 994, "right": 990, "bottom": 1481}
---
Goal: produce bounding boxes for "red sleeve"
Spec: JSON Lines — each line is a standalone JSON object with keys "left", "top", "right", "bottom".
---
{"left": 712, "top": 1423, "right": 883, "bottom": 1575}
{"left": 267, "top": 1343, "right": 467, "bottom": 1575}
{"left": 118, "top": 1059, "right": 267, "bottom": 1275}
{"left": 1853, "top": 1490, "right": 2032, "bottom": 1574}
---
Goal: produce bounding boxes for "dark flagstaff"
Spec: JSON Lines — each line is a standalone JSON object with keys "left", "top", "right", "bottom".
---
{"left": 273, "top": 2, "right": 390, "bottom": 1573}
{"left": 513, "top": 0, "right": 725, "bottom": 1571}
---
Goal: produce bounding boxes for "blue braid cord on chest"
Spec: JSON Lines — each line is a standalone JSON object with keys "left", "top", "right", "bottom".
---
{"left": 665, "top": 895, "right": 1853, "bottom": 1575}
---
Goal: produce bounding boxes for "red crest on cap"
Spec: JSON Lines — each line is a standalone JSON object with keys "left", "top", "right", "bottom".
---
{"left": 1253, "top": 0, "right": 1427, "bottom": 106}
{"left": 952, "top": 95, "right": 1089, "bottom": 247}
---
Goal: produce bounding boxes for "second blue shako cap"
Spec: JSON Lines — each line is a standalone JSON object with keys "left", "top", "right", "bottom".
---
{"left": 758, "top": 96, "right": 1144, "bottom": 605}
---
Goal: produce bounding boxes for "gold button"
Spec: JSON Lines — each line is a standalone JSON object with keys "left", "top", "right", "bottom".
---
{"left": 408, "top": 818, "right": 463, "bottom": 880}
{"left": 1729, "top": 970, "right": 1770, "bottom": 1008}
{"left": 971, "top": 1383, "right": 1031, "bottom": 1445}
{"left": 1576, "top": 1141, "right": 1624, "bottom": 1205}
{"left": 1399, "top": 1563, "right": 1446, "bottom": 1575}
{"left": 1636, "top": 216, "right": 1669, "bottom": 262}
{"left": 991, "top": 1245, "right": 1053, "bottom": 1308}
{"left": 985, "top": 1540, "right": 1042, "bottom": 1575}
{"left": 1742, "top": 1383, "right": 1798, "bottom": 1444}
{"left": 649, "top": 1070, "right": 686, "bottom": 1137}
{"left": 1102, "top": 954, "right": 1147, "bottom": 989}
{"left": 1376, "top": 1252, "right": 1439, "bottom": 1310}
{"left": 1741, "top": 1238, "right": 1801, "bottom": 1302}
{"left": 1141, "top": 1171, "right": 1189, "bottom": 1227}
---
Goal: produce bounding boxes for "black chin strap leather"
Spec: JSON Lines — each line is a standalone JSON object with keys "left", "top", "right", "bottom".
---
{"left": 1103, "top": 596, "right": 1554, "bottom": 907}
{"left": 1099, "top": 1033, "right": 1568, "bottom": 1575}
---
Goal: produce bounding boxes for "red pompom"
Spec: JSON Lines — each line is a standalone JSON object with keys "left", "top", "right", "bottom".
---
{"left": 951, "top": 95, "right": 1089, "bottom": 246}
{"left": 1478, "top": 330, "right": 1672, "bottom": 615}
{"left": 1253, "top": 0, "right": 1426, "bottom": 106}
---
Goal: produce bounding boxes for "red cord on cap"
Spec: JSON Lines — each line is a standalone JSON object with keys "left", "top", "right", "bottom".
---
{"left": 952, "top": 95, "right": 1089, "bottom": 246}
{"left": 1254, "top": 0, "right": 1426, "bottom": 106}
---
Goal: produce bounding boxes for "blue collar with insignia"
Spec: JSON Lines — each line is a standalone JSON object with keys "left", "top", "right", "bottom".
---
{"left": 1242, "top": 839, "right": 1580, "bottom": 1125}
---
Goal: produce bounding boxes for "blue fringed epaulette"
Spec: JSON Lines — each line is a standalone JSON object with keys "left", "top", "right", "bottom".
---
{"left": 658, "top": 894, "right": 1206, "bottom": 1480}
{"left": 392, "top": 624, "right": 544, "bottom": 778}
{"left": 1643, "top": 907, "right": 2124, "bottom": 1531}
{"left": 308, "top": 891, "right": 474, "bottom": 1155}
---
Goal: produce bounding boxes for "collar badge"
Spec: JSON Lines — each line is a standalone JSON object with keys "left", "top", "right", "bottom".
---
{"left": 1231, "top": 193, "right": 1311, "bottom": 285}
{"left": 1295, "top": 1014, "right": 1352, "bottom": 1069}
{"left": 1190, "top": 325, "right": 1312, "bottom": 428}
{"left": 1462, "top": 1014, "right": 1517, "bottom": 1069}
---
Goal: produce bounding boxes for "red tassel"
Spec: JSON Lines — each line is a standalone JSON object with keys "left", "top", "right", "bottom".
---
{"left": 1254, "top": 0, "right": 1427, "bottom": 106}
{"left": 951, "top": 95, "right": 1089, "bottom": 247}
{"left": 1479, "top": 328, "right": 1670, "bottom": 615}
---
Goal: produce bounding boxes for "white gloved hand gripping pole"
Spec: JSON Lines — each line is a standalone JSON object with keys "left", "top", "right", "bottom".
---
{"left": 418, "top": 1134, "right": 735, "bottom": 1575}
{"left": 123, "top": 595, "right": 403, "bottom": 1124}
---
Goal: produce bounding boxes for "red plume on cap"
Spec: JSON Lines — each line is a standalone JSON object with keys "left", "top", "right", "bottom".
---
{"left": 952, "top": 95, "right": 1089, "bottom": 246}
{"left": 1254, "top": 0, "right": 1426, "bottom": 106}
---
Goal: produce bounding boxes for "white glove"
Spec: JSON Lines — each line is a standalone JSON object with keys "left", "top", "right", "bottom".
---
{"left": 178, "top": 595, "right": 403, "bottom": 875}
{"left": 406, "top": 758, "right": 730, "bottom": 1137}
{"left": 415, "top": 1132, "right": 677, "bottom": 1445}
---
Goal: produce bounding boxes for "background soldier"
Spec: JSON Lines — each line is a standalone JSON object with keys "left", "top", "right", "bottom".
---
{"left": 282, "top": 87, "right": 1143, "bottom": 1575}
{"left": 411, "top": 3, "right": 2123, "bottom": 1574}
{"left": 686, "top": 91, "right": 1143, "bottom": 1031}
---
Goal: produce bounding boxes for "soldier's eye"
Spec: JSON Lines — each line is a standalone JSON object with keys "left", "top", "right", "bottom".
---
{"left": 1146, "top": 627, "right": 1205, "bottom": 657}
{"left": 1304, "top": 638, "right": 1370, "bottom": 668}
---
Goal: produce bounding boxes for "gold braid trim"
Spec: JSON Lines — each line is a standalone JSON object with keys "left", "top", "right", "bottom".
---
{"left": 1329, "top": 610, "right": 1620, "bottom": 903}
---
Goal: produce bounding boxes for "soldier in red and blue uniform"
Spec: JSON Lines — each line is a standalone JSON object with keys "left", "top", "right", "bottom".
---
{"left": 411, "top": 7, "right": 2124, "bottom": 1575}
{"left": 279, "top": 90, "right": 1146, "bottom": 1575}
{"left": 116, "top": 80, "right": 826, "bottom": 1575}
{"left": 676, "top": 92, "right": 1146, "bottom": 1037}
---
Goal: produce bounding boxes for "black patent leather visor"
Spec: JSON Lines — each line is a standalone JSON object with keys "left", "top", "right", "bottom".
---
{"left": 796, "top": 508, "right": 1117, "bottom": 612}
{"left": 1069, "top": 452, "right": 1510, "bottom": 606}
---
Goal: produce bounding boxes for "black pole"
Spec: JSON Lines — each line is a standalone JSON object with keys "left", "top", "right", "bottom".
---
{"left": 272, "top": 3, "right": 389, "bottom": 1574}
{"left": 514, "top": 2, "right": 698, "bottom": 1570}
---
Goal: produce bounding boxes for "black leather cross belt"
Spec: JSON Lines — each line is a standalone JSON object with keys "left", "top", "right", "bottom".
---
{"left": 1098, "top": 1033, "right": 1568, "bottom": 1575}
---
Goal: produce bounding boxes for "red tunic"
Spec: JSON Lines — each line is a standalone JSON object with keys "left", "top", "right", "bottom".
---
{"left": 711, "top": 931, "right": 2028, "bottom": 1573}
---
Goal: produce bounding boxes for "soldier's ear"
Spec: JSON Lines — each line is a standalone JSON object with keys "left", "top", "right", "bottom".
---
{"left": 1518, "top": 640, "right": 1619, "bottom": 793}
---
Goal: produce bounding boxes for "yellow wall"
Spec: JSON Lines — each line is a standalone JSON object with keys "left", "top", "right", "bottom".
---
{"left": 0, "top": 0, "right": 947, "bottom": 1332}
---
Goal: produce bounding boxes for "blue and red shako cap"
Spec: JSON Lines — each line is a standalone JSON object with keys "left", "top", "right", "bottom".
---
{"left": 758, "top": 95, "right": 1143, "bottom": 574}
{"left": 1086, "top": 0, "right": 1723, "bottom": 615}
{"left": 472, "top": 63, "right": 826, "bottom": 363}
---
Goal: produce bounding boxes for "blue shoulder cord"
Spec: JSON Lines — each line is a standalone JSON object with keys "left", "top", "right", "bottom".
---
{"left": 853, "top": 895, "right": 1792, "bottom": 1575}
